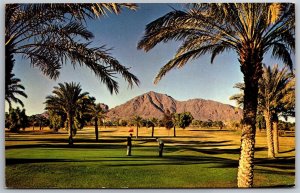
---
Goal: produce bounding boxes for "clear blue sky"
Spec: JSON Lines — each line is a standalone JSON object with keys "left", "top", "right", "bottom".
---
{"left": 8, "top": 3, "right": 294, "bottom": 116}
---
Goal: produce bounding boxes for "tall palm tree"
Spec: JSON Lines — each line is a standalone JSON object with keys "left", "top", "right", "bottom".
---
{"left": 5, "top": 3, "right": 139, "bottom": 94}
{"left": 258, "top": 64, "right": 295, "bottom": 156}
{"left": 138, "top": 3, "right": 294, "bottom": 187}
{"left": 230, "top": 64, "right": 295, "bottom": 158}
{"left": 45, "top": 82, "right": 89, "bottom": 145}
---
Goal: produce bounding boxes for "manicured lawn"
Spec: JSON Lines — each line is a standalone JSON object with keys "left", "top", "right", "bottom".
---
{"left": 5, "top": 127, "right": 295, "bottom": 188}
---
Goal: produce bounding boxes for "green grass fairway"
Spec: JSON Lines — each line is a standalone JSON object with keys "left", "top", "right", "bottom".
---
{"left": 5, "top": 126, "right": 295, "bottom": 188}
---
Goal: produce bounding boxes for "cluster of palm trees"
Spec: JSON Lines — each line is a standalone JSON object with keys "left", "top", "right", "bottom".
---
{"left": 230, "top": 64, "right": 295, "bottom": 158}
{"left": 130, "top": 112, "right": 193, "bottom": 138}
{"left": 5, "top": 3, "right": 294, "bottom": 188}
{"left": 5, "top": 3, "right": 139, "bottom": 145}
{"left": 5, "top": 107, "right": 28, "bottom": 132}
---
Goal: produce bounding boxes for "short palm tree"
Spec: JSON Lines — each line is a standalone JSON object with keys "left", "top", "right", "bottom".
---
{"left": 45, "top": 82, "right": 89, "bottom": 145}
{"left": 147, "top": 118, "right": 158, "bottom": 138}
{"left": 138, "top": 3, "right": 294, "bottom": 187}
{"left": 172, "top": 113, "right": 181, "bottom": 137}
{"left": 88, "top": 98, "right": 109, "bottom": 141}
{"left": 6, "top": 3, "right": 139, "bottom": 94}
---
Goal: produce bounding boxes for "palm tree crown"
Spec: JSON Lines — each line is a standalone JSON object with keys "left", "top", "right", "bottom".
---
{"left": 6, "top": 3, "right": 139, "bottom": 94}
{"left": 45, "top": 82, "right": 89, "bottom": 115}
{"left": 138, "top": 3, "right": 294, "bottom": 83}
{"left": 258, "top": 64, "right": 295, "bottom": 118}
{"left": 45, "top": 82, "right": 89, "bottom": 145}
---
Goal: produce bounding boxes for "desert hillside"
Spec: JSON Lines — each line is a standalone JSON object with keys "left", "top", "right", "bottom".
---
{"left": 107, "top": 91, "right": 242, "bottom": 121}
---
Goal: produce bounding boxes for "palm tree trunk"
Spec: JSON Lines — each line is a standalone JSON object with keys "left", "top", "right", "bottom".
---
{"left": 272, "top": 114, "right": 279, "bottom": 154}
{"left": 152, "top": 126, "right": 154, "bottom": 138}
{"left": 67, "top": 113, "right": 73, "bottom": 146}
{"left": 237, "top": 107, "right": 257, "bottom": 188}
{"left": 264, "top": 110, "right": 275, "bottom": 158}
{"left": 136, "top": 126, "right": 139, "bottom": 138}
{"left": 173, "top": 126, "right": 176, "bottom": 137}
{"left": 237, "top": 50, "right": 263, "bottom": 188}
{"left": 95, "top": 118, "right": 99, "bottom": 142}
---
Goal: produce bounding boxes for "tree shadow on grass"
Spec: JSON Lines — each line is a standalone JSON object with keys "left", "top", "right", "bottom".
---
{"left": 262, "top": 184, "right": 295, "bottom": 188}
{"left": 5, "top": 143, "right": 127, "bottom": 150}
{"left": 279, "top": 148, "right": 295, "bottom": 154}
{"left": 185, "top": 147, "right": 267, "bottom": 156}
{"left": 6, "top": 154, "right": 239, "bottom": 169}
{"left": 165, "top": 139, "right": 234, "bottom": 148}
{"left": 188, "top": 129, "right": 236, "bottom": 132}
{"left": 254, "top": 157, "right": 295, "bottom": 170}
{"left": 255, "top": 168, "right": 295, "bottom": 176}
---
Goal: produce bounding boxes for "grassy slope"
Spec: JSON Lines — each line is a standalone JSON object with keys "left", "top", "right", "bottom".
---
{"left": 5, "top": 126, "right": 295, "bottom": 188}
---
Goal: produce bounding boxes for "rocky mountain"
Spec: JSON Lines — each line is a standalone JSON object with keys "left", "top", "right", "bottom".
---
{"left": 107, "top": 91, "right": 242, "bottom": 121}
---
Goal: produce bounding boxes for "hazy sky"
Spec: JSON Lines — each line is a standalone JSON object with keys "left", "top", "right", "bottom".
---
{"left": 8, "top": 3, "right": 293, "bottom": 116}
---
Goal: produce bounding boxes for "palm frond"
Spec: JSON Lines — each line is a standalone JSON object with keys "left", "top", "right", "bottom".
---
{"left": 271, "top": 43, "right": 293, "bottom": 71}
{"left": 154, "top": 44, "right": 218, "bottom": 84}
{"left": 6, "top": 3, "right": 139, "bottom": 95}
{"left": 138, "top": 3, "right": 294, "bottom": 85}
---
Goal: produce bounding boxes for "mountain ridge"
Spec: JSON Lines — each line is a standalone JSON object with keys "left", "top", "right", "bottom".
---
{"left": 107, "top": 91, "right": 242, "bottom": 121}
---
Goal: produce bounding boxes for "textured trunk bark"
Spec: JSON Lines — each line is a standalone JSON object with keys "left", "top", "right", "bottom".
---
{"left": 136, "top": 126, "right": 139, "bottom": 138}
{"left": 272, "top": 114, "right": 279, "bottom": 154}
{"left": 152, "top": 126, "right": 154, "bottom": 138}
{"left": 237, "top": 46, "right": 263, "bottom": 188}
{"left": 173, "top": 126, "right": 176, "bottom": 137}
{"left": 95, "top": 118, "right": 99, "bottom": 142}
{"left": 264, "top": 110, "right": 275, "bottom": 158}
{"left": 68, "top": 113, "right": 73, "bottom": 146}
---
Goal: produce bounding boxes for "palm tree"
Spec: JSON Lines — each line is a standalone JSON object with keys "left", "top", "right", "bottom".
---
{"left": 5, "top": 73, "right": 27, "bottom": 110}
{"left": 5, "top": 56, "right": 27, "bottom": 109}
{"left": 173, "top": 112, "right": 194, "bottom": 136}
{"left": 258, "top": 64, "right": 295, "bottom": 156}
{"left": 147, "top": 118, "right": 158, "bottom": 138}
{"left": 230, "top": 64, "right": 295, "bottom": 158}
{"left": 88, "top": 98, "right": 109, "bottom": 141}
{"left": 138, "top": 3, "right": 294, "bottom": 187}
{"left": 5, "top": 3, "right": 139, "bottom": 95}
{"left": 6, "top": 107, "right": 28, "bottom": 132}
{"left": 132, "top": 115, "right": 143, "bottom": 138}
{"left": 172, "top": 113, "right": 180, "bottom": 137}
{"left": 45, "top": 82, "right": 89, "bottom": 145}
